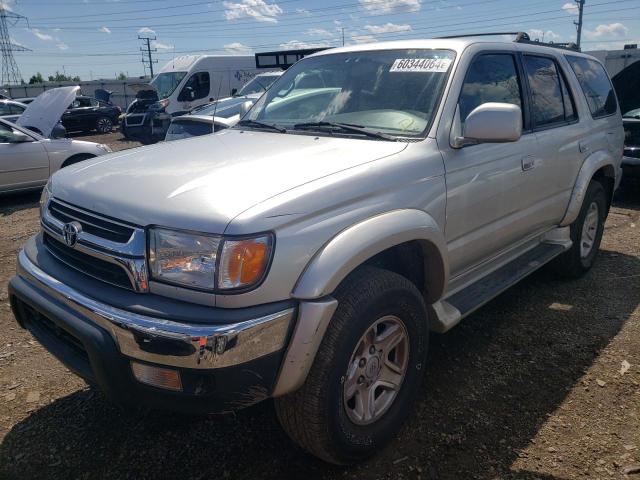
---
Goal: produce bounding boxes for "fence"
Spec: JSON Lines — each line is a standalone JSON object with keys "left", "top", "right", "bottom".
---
{"left": 0, "top": 78, "right": 149, "bottom": 110}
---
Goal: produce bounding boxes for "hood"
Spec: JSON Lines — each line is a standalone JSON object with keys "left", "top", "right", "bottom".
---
{"left": 51, "top": 129, "right": 407, "bottom": 233}
{"left": 94, "top": 88, "right": 112, "bottom": 104}
{"left": 128, "top": 82, "right": 158, "bottom": 100}
{"left": 17, "top": 86, "right": 79, "bottom": 138}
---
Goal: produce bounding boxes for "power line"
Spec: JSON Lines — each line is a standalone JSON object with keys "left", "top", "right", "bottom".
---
{"left": 138, "top": 34, "right": 157, "bottom": 77}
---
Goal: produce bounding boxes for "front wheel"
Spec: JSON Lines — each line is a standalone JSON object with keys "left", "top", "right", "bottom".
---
{"left": 552, "top": 180, "right": 607, "bottom": 278}
{"left": 275, "top": 266, "right": 429, "bottom": 464}
{"left": 95, "top": 116, "right": 113, "bottom": 134}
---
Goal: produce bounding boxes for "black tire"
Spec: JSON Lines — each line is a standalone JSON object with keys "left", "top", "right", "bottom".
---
{"left": 61, "top": 153, "right": 95, "bottom": 168}
{"left": 551, "top": 180, "right": 607, "bottom": 278}
{"left": 275, "top": 266, "right": 429, "bottom": 465}
{"left": 95, "top": 116, "right": 113, "bottom": 134}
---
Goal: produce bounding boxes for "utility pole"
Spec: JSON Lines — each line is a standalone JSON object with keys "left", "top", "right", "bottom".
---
{"left": 342, "top": 27, "right": 345, "bottom": 47}
{"left": 0, "top": 5, "right": 30, "bottom": 85}
{"left": 574, "top": 0, "right": 585, "bottom": 50}
{"left": 138, "top": 35, "right": 157, "bottom": 78}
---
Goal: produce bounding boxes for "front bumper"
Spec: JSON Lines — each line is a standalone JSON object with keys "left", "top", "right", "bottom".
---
{"left": 9, "top": 246, "right": 296, "bottom": 413}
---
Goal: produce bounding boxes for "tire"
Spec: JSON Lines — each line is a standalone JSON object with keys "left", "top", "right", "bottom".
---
{"left": 551, "top": 180, "right": 607, "bottom": 278}
{"left": 95, "top": 116, "right": 113, "bottom": 134}
{"left": 275, "top": 266, "right": 429, "bottom": 464}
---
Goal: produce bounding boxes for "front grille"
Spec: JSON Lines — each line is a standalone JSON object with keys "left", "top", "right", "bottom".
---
{"left": 48, "top": 200, "right": 134, "bottom": 243}
{"left": 44, "top": 233, "right": 133, "bottom": 290}
{"left": 624, "top": 121, "right": 640, "bottom": 146}
{"left": 625, "top": 147, "right": 640, "bottom": 159}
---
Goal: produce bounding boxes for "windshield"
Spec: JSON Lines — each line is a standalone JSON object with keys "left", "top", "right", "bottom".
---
{"left": 623, "top": 108, "right": 640, "bottom": 119}
{"left": 244, "top": 49, "right": 455, "bottom": 138}
{"left": 237, "top": 74, "right": 280, "bottom": 96}
{"left": 191, "top": 97, "right": 249, "bottom": 118}
{"left": 150, "top": 71, "right": 187, "bottom": 99}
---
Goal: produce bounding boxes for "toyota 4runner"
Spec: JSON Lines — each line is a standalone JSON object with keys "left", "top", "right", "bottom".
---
{"left": 9, "top": 34, "right": 623, "bottom": 464}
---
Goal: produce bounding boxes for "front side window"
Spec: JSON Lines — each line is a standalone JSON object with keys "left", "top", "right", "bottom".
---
{"left": 245, "top": 49, "right": 456, "bottom": 138}
{"left": 566, "top": 56, "right": 617, "bottom": 117}
{"left": 178, "top": 72, "right": 210, "bottom": 101}
{"left": 523, "top": 55, "right": 571, "bottom": 127}
{"left": 459, "top": 54, "right": 523, "bottom": 125}
{"left": 151, "top": 71, "right": 188, "bottom": 99}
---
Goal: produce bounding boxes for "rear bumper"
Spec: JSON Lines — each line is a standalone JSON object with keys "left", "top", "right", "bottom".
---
{"left": 9, "top": 247, "right": 296, "bottom": 413}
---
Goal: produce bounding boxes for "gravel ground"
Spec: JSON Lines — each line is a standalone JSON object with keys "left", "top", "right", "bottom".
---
{"left": 0, "top": 132, "right": 639, "bottom": 479}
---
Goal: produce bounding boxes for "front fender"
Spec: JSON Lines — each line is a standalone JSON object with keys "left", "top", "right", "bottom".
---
{"left": 292, "top": 209, "right": 448, "bottom": 302}
{"left": 560, "top": 150, "right": 617, "bottom": 227}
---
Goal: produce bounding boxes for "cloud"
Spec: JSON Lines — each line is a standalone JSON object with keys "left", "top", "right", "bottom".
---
{"left": 138, "top": 27, "right": 156, "bottom": 35}
{"left": 528, "top": 29, "right": 561, "bottom": 41}
{"left": 351, "top": 34, "right": 377, "bottom": 44}
{"left": 295, "top": 8, "right": 311, "bottom": 16}
{"left": 56, "top": 43, "right": 69, "bottom": 50}
{"left": 152, "top": 40, "right": 173, "bottom": 50}
{"left": 359, "top": 0, "right": 420, "bottom": 13}
{"left": 561, "top": 2, "right": 578, "bottom": 14}
{"left": 224, "top": 42, "right": 251, "bottom": 53}
{"left": 10, "top": 37, "right": 28, "bottom": 49}
{"left": 364, "top": 22, "right": 411, "bottom": 34}
{"left": 224, "top": 0, "right": 282, "bottom": 23}
{"left": 0, "top": 0, "right": 14, "bottom": 11}
{"left": 305, "top": 28, "right": 333, "bottom": 36}
{"left": 31, "top": 29, "right": 53, "bottom": 41}
{"left": 279, "top": 39, "right": 330, "bottom": 49}
{"left": 99, "top": 26, "right": 111, "bottom": 34}
{"left": 584, "top": 22, "right": 628, "bottom": 38}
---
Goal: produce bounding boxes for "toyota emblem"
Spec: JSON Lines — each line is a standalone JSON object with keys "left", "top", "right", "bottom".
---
{"left": 62, "top": 221, "right": 82, "bottom": 247}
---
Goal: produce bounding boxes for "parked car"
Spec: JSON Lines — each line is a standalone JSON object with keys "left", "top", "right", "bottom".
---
{"left": 61, "top": 95, "right": 121, "bottom": 134}
{"left": 9, "top": 36, "right": 623, "bottom": 464}
{"left": 0, "top": 99, "right": 28, "bottom": 121}
{"left": 165, "top": 72, "right": 283, "bottom": 141}
{"left": 0, "top": 87, "right": 111, "bottom": 194}
{"left": 13, "top": 97, "right": 35, "bottom": 105}
{"left": 622, "top": 107, "right": 640, "bottom": 178}
{"left": 121, "top": 55, "right": 266, "bottom": 143}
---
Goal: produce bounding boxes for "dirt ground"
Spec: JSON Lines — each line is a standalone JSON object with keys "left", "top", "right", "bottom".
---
{"left": 0, "top": 132, "right": 639, "bottom": 479}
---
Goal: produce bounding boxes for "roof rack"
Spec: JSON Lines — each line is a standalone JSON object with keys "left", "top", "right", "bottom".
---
{"left": 436, "top": 31, "right": 580, "bottom": 52}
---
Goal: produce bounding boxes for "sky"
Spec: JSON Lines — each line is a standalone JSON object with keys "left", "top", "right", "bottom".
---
{"left": 1, "top": 0, "right": 639, "bottom": 81}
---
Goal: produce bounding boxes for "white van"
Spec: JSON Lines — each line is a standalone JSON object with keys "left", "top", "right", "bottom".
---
{"left": 122, "top": 55, "right": 265, "bottom": 143}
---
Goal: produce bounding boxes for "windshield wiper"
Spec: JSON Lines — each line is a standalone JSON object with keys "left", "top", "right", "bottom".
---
{"left": 292, "top": 121, "right": 398, "bottom": 141}
{"left": 237, "top": 119, "right": 286, "bottom": 133}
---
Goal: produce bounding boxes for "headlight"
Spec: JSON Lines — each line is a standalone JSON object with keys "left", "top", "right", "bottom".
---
{"left": 96, "top": 144, "right": 112, "bottom": 154}
{"left": 39, "top": 181, "right": 51, "bottom": 218}
{"left": 148, "top": 228, "right": 273, "bottom": 292}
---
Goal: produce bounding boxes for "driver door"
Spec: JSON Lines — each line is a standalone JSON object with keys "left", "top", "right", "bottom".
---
{"left": 0, "top": 124, "right": 49, "bottom": 193}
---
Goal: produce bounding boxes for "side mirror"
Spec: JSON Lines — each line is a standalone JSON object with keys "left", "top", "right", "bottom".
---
{"left": 231, "top": 88, "right": 238, "bottom": 96}
{"left": 454, "top": 102, "right": 522, "bottom": 148}
{"left": 9, "top": 131, "right": 31, "bottom": 143}
{"left": 238, "top": 100, "right": 254, "bottom": 118}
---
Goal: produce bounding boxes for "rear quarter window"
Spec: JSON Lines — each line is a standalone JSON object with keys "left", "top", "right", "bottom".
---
{"left": 566, "top": 56, "right": 617, "bottom": 118}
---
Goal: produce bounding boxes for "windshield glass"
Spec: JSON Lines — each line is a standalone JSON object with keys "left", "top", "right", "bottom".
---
{"left": 150, "top": 71, "right": 187, "bottom": 99}
{"left": 245, "top": 49, "right": 455, "bottom": 138}
{"left": 623, "top": 108, "right": 640, "bottom": 118}
{"left": 192, "top": 97, "right": 249, "bottom": 118}
{"left": 237, "top": 74, "right": 280, "bottom": 96}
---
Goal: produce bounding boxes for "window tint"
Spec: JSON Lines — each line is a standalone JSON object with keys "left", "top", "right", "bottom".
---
{"left": 560, "top": 72, "right": 577, "bottom": 121}
{"left": 524, "top": 56, "right": 571, "bottom": 127}
{"left": 566, "top": 56, "right": 617, "bottom": 117}
{"left": 179, "top": 72, "right": 210, "bottom": 101}
{"left": 459, "top": 54, "right": 523, "bottom": 124}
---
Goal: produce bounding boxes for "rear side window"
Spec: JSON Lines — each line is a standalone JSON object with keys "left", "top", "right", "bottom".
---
{"left": 566, "top": 56, "right": 617, "bottom": 117}
{"left": 459, "top": 54, "right": 523, "bottom": 125}
{"left": 523, "top": 55, "right": 576, "bottom": 127}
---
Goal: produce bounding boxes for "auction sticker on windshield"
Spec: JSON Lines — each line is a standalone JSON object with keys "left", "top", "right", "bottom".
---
{"left": 390, "top": 58, "right": 452, "bottom": 73}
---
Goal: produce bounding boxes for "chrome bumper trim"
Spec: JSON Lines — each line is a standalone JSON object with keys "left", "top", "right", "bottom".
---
{"left": 16, "top": 249, "right": 295, "bottom": 370}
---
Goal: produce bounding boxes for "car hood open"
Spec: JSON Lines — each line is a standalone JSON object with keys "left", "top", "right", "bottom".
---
{"left": 51, "top": 128, "right": 407, "bottom": 233}
{"left": 128, "top": 82, "right": 159, "bottom": 100}
{"left": 16, "top": 86, "right": 79, "bottom": 138}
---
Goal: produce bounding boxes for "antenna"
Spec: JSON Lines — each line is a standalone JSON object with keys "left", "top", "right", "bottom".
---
{"left": 211, "top": 78, "right": 223, "bottom": 132}
{"left": 0, "top": 5, "right": 30, "bottom": 85}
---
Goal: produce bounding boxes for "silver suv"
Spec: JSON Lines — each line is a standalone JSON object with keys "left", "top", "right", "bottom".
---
{"left": 9, "top": 35, "right": 623, "bottom": 464}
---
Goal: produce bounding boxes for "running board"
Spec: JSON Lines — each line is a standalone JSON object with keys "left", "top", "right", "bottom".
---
{"left": 429, "top": 242, "right": 567, "bottom": 333}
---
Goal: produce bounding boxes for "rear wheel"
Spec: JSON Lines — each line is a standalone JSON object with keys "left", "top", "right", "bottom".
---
{"left": 95, "top": 117, "right": 113, "bottom": 134}
{"left": 552, "top": 180, "right": 607, "bottom": 278}
{"left": 275, "top": 266, "right": 428, "bottom": 465}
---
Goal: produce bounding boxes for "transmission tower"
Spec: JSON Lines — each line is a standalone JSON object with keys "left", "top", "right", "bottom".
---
{"left": 0, "top": 5, "right": 30, "bottom": 85}
{"left": 138, "top": 35, "right": 157, "bottom": 78}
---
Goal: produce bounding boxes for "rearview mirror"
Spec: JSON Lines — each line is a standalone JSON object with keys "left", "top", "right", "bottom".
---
{"left": 238, "top": 100, "right": 254, "bottom": 118}
{"left": 453, "top": 102, "right": 522, "bottom": 148}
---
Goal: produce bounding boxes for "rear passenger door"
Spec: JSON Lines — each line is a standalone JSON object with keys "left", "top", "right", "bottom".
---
{"left": 519, "top": 53, "right": 583, "bottom": 229}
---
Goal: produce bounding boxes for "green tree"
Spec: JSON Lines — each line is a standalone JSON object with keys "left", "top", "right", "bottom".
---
{"left": 47, "top": 71, "right": 80, "bottom": 82}
{"left": 28, "top": 72, "right": 44, "bottom": 84}
{"left": 116, "top": 72, "right": 127, "bottom": 80}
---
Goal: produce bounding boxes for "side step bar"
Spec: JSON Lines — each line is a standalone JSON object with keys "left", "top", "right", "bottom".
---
{"left": 430, "top": 241, "right": 567, "bottom": 333}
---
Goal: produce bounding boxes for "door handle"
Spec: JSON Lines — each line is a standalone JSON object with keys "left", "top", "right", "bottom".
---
{"left": 521, "top": 156, "right": 536, "bottom": 171}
